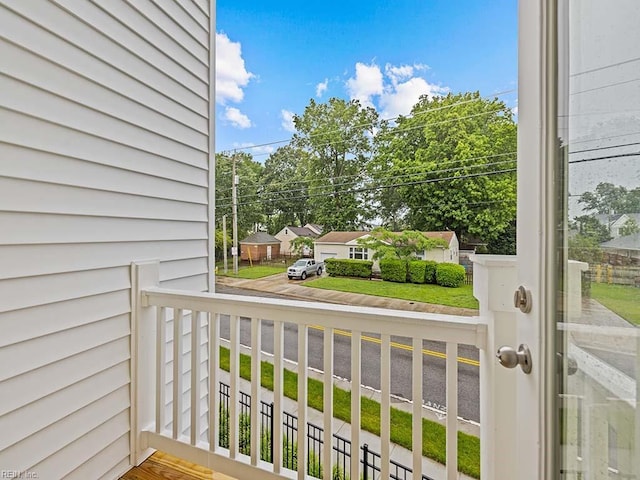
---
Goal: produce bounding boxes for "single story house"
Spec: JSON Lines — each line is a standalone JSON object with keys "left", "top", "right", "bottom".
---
{"left": 274, "top": 224, "right": 322, "bottom": 255}
{"left": 239, "top": 232, "right": 281, "bottom": 261}
{"left": 595, "top": 213, "right": 640, "bottom": 238}
{"left": 314, "top": 231, "right": 459, "bottom": 267}
{"left": 601, "top": 232, "right": 640, "bottom": 261}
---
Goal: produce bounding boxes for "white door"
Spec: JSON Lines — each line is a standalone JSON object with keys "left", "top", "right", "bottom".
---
{"left": 517, "top": 1, "right": 640, "bottom": 478}
{"left": 266, "top": 245, "right": 272, "bottom": 260}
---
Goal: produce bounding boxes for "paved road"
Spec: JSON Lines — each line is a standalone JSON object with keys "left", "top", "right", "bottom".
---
{"left": 216, "top": 284, "right": 480, "bottom": 422}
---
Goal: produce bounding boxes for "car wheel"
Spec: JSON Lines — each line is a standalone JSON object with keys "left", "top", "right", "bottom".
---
{"left": 317, "top": 267, "right": 323, "bottom": 275}
{"left": 301, "top": 272, "right": 307, "bottom": 280}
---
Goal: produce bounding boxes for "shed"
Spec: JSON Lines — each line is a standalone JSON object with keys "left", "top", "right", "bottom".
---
{"left": 240, "top": 232, "right": 281, "bottom": 261}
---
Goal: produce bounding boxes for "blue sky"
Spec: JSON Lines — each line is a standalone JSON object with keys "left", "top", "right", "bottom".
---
{"left": 215, "top": 1, "right": 518, "bottom": 158}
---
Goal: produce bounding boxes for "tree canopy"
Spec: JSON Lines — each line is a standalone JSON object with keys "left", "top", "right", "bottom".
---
{"left": 357, "top": 228, "right": 448, "bottom": 260}
{"left": 578, "top": 182, "right": 640, "bottom": 214}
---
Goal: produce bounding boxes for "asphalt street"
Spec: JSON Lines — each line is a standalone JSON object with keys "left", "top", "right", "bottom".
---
{"left": 216, "top": 284, "right": 480, "bottom": 422}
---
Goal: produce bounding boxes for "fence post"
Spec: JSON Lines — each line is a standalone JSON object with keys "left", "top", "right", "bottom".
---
{"left": 270, "top": 402, "right": 275, "bottom": 464}
{"left": 362, "top": 443, "right": 368, "bottom": 480}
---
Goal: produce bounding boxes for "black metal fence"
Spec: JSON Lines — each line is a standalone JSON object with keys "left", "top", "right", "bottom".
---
{"left": 218, "top": 381, "right": 434, "bottom": 480}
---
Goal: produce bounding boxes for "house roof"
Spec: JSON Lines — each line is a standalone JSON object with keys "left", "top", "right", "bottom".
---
{"left": 601, "top": 232, "right": 640, "bottom": 251}
{"left": 286, "top": 226, "right": 319, "bottom": 238}
{"left": 595, "top": 213, "right": 624, "bottom": 226}
{"left": 304, "top": 223, "right": 323, "bottom": 234}
{"left": 240, "top": 232, "right": 280, "bottom": 244}
{"left": 315, "top": 231, "right": 366, "bottom": 244}
{"left": 315, "top": 231, "right": 455, "bottom": 245}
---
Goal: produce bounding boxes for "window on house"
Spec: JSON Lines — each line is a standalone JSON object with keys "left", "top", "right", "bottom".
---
{"left": 349, "top": 247, "right": 368, "bottom": 260}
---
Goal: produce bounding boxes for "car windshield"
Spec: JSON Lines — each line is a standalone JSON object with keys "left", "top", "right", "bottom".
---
{"left": 293, "top": 260, "right": 307, "bottom": 267}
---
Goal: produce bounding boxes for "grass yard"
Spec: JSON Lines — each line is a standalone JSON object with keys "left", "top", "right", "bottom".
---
{"left": 306, "top": 276, "right": 479, "bottom": 310}
{"left": 219, "top": 346, "right": 481, "bottom": 478}
{"left": 217, "top": 265, "right": 286, "bottom": 279}
{"left": 591, "top": 283, "right": 640, "bottom": 326}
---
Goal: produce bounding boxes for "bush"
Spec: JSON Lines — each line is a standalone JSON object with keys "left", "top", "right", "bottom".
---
{"left": 424, "top": 260, "right": 438, "bottom": 284}
{"left": 435, "top": 263, "right": 466, "bottom": 288}
{"left": 408, "top": 260, "right": 427, "bottom": 284}
{"left": 379, "top": 258, "right": 408, "bottom": 283}
{"left": 324, "top": 258, "right": 373, "bottom": 278}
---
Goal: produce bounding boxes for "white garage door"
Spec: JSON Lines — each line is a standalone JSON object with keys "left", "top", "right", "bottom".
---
{"left": 320, "top": 252, "right": 337, "bottom": 260}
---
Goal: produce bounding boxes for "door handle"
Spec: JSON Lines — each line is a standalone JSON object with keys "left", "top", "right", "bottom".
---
{"left": 496, "top": 344, "right": 532, "bottom": 374}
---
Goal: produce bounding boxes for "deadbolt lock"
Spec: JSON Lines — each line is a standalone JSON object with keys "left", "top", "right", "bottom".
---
{"left": 513, "top": 285, "right": 532, "bottom": 313}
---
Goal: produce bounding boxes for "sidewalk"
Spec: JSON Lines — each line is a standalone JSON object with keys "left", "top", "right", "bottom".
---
{"left": 215, "top": 273, "right": 478, "bottom": 317}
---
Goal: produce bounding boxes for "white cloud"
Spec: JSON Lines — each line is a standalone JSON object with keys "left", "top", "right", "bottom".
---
{"left": 380, "top": 77, "right": 448, "bottom": 119}
{"left": 316, "top": 78, "right": 329, "bottom": 98}
{"left": 346, "top": 62, "right": 384, "bottom": 107}
{"left": 234, "top": 142, "right": 275, "bottom": 155}
{"left": 345, "top": 61, "right": 446, "bottom": 119}
{"left": 281, "top": 109, "right": 296, "bottom": 133}
{"left": 215, "top": 32, "right": 254, "bottom": 105}
{"left": 224, "top": 107, "right": 252, "bottom": 129}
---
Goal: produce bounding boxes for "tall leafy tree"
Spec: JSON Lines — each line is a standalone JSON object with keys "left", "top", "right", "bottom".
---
{"left": 357, "top": 228, "right": 447, "bottom": 260}
{"left": 579, "top": 182, "right": 640, "bottom": 214}
{"left": 371, "top": 92, "right": 517, "bottom": 244}
{"left": 259, "top": 145, "right": 312, "bottom": 234}
{"left": 292, "top": 98, "right": 379, "bottom": 230}
{"left": 215, "top": 151, "right": 264, "bottom": 239}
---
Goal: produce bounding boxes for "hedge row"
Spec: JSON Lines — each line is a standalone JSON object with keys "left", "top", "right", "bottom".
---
{"left": 324, "top": 258, "right": 373, "bottom": 278}
{"left": 380, "top": 259, "right": 465, "bottom": 288}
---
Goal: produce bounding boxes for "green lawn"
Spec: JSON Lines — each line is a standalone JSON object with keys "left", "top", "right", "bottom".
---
{"left": 220, "top": 346, "right": 480, "bottom": 478}
{"left": 591, "top": 283, "right": 640, "bottom": 326}
{"left": 305, "top": 277, "right": 479, "bottom": 310}
{"left": 217, "top": 265, "right": 286, "bottom": 279}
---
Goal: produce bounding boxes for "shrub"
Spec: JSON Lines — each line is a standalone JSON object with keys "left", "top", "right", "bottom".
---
{"left": 324, "top": 258, "right": 373, "bottom": 278}
{"left": 435, "top": 262, "right": 466, "bottom": 287}
{"left": 379, "top": 258, "right": 408, "bottom": 283}
{"left": 408, "top": 260, "right": 427, "bottom": 284}
{"left": 424, "top": 260, "right": 438, "bottom": 284}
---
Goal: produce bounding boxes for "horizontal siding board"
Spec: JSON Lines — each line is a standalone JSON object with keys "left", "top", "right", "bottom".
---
{"left": 57, "top": 0, "right": 208, "bottom": 88}
{"left": 0, "top": 290, "right": 130, "bottom": 348}
{"left": 127, "top": 0, "right": 208, "bottom": 59}
{"left": 0, "top": 75, "right": 208, "bottom": 162}
{"left": 0, "top": 338, "right": 129, "bottom": 418}
{"left": 193, "top": 0, "right": 208, "bottom": 16}
{"left": 0, "top": 240, "right": 207, "bottom": 282}
{"left": 0, "top": 212, "right": 208, "bottom": 246}
{"left": 0, "top": 266, "right": 130, "bottom": 313}
{"left": 0, "top": 112, "right": 208, "bottom": 185}
{"left": 0, "top": 362, "right": 129, "bottom": 451}
{"left": 0, "top": 177, "right": 207, "bottom": 221}
{"left": 22, "top": 396, "right": 130, "bottom": 476}
{"left": 0, "top": 36, "right": 206, "bottom": 132}
{"left": 152, "top": 0, "right": 208, "bottom": 47}
{"left": 160, "top": 272, "right": 208, "bottom": 291}
{"left": 0, "top": 39, "right": 207, "bottom": 145}
{"left": 0, "top": 144, "right": 207, "bottom": 203}
{"left": 92, "top": 0, "right": 208, "bottom": 81}
{"left": 177, "top": 0, "right": 209, "bottom": 31}
{"left": 0, "top": 314, "right": 130, "bottom": 382}
{"left": 65, "top": 433, "right": 130, "bottom": 480}
{"left": 2, "top": 2, "right": 208, "bottom": 107}
{"left": 159, "top": 257, "right": 209, "bottom": 282}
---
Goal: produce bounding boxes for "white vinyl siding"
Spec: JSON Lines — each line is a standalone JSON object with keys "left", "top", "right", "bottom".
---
{"left": 0, "top": 1, "right": 211, "bottom": 479}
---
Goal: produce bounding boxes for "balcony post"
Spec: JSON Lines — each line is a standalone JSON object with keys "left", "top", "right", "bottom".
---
{"left": 471, "top": 255, "right": 519, "bottom": 480}
{"left": 131, "top": 260, "right": 160, "bottom": 466}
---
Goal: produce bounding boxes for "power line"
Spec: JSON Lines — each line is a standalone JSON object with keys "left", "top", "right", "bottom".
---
{"left": 568, "top": 141, "right": 640, "bottom": 155}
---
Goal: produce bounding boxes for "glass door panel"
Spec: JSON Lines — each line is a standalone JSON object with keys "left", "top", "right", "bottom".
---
{"left": 557, "top": 1, "right": 640, "bottom": 479}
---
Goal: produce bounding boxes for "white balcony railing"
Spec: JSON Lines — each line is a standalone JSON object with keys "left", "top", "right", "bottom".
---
{"left": 129, "top": 258, "right": 523, "bottom": 480}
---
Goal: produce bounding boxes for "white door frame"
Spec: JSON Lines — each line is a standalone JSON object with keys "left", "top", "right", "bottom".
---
{"left": 516, "top": 0, "right": 558, "bottom": 478}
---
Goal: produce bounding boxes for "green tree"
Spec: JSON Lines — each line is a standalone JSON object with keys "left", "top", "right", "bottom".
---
{"left": 619, "top": 218, "right": 640, "bottom": 237}
{"left": 571, "top": 215, "right": 611, "bottom": 243}
{"left": 579, "top": 182, "right": 640, "bottom": 214}
{"left": 214, "top": 229, "right": 232, "bottom": 260}
{"left": 215, "top": 151, "right": 265, "bottom": 239}
{"left": 568, "top": 234, "right": 603, "bottom": 264}
{"left": 260, "top": 145, "right": 312, "bottom": 234}
{"left": 357, "top": 227, "right": 447, "bottom": 260}
{"left": 371, "top": 92, "right": 517, "bottom": 244}
{"left": 292, "top": 98, "right": 379, "bottom": 230}
{"left": 290, "top": 236, "right": 314, "bottom": 256}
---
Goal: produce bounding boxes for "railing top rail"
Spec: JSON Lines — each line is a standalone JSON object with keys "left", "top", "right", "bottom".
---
{"left": 142, "top": 287, "right": 486, "bottom": 347}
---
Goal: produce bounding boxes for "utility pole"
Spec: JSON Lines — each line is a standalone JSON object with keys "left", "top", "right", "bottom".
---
{"left": 222, "top": 215, "right": 228, "bottom": 274}
{"left": 232, "top": 154, "right": 239, "bottom": 275}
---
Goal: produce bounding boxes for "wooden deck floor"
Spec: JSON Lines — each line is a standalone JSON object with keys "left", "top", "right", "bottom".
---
{"left": 120, "top": 451, "right": 236, "bottom": 480}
